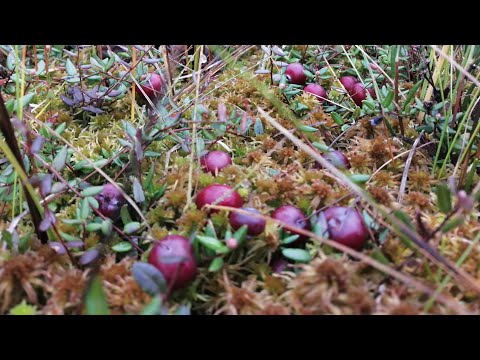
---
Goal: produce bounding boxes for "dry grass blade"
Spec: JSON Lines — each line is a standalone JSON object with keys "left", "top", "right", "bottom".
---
{"left": 398, "top": 132, "right": 424, "bottom": 204}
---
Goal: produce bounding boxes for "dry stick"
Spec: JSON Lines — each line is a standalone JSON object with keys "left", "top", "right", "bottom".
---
{"left": 25, "top": 113, "right": 151, "bottom": 233}
{"left": 257, "top": 106, "right": 480, "bottom": 296}
{"left": 208, "top": 205, "right": 467, "bottom": 314}
{"left": 397, "top": 132, "right": 424, "bottom": 204}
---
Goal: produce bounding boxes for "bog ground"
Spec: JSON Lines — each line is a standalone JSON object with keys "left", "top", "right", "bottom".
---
{"left": 0, "top": 45, "right": 479, "bottom": 315}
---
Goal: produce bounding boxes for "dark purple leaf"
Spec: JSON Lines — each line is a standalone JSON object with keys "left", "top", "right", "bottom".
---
{"left": 30, "top": 136, "right": 45, "bottom": 154}
{"left": 79, "top": 248, "right": 100, "bottom": 266}
{"left": 132, "top": 262, "right": 167, "bottom": 295}
{"left": 39, "top": 213, "right": 52, "bottom": 232}
{"left": 82, "top": 106, "right": 104, "bottom": 114}
{"left": 66, "top": 240, "right": 84, "bottom": 249}
{"left": 72, "top": 86, "right": 84, "bottom": 103}
{"left": 107, "top": 89, "right": 122, "bottom": 97}
{"left": 143, "top": 58, "right": 162, "bottom": 64}
{"left": 61, "top": 95, "right": 75, "bottom": 107}
{"left": 49, "top": 242, "right": 66, "bottom": 254}
{"left": 40, "top": 174, "right": 53, "bottom": 196}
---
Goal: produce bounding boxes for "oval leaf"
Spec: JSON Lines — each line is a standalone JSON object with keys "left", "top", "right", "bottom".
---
{"left": 132, "top": 262, "right": 167, "bottom": 296}
{"left": 281, "top": 248, "right": 312, "bottom": 263}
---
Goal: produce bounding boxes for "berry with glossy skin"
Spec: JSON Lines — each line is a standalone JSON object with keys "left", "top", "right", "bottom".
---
{"left": 271, "top": 205, "right": 310, "bottom": 242}
{"left": 148, "top": 235, "right": 197, "bottom": 290}
{"left": 94, "top": 183, "right": 126, "bottom": 220}
{"left": 285, "top": 63, "right": 307, "bottom": 85}
{"left": 196, "top": 184, "right": 244, "bottom": 212}
{"left": 304, "top": 84, "right": 327, "bottom": 103}
{"left": 318, "top": 206, "right": 369, "bottom": 250}
{"left": 339, "top": 76, "right": 358, "bottom": 93}
{"left": 314, "top": 150, "right": 351, "bottom": 170}
{"left": 200, "top": 150, "right": 232, "bottom": 175}
{"left": 229, "top": 207, "right": 266, "bottom": 236}
{"left": 349, "top": 82, "right": 375, "bottom": 106}
{"left": 138, "top": 72, "right": 166, "bottom": 100}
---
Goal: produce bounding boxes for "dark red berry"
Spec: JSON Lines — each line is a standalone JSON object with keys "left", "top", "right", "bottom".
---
{"left": 200, "top": 150, "right": 232, "bottom": 175}
{"left": 349, "top": 82, "right": 374, "bottom": 106}
{"left": 138, "top": 72, "right": 166, "bottom": 100}
{"left": 94, "top": 183, "right": 126, "bottom": 220}
{"left": 229, "top": 207, "right": 266, "bottom": 236}
{"left": 196, "top": 184, "right": 244, "bottom": 212}
{"left": 271, "top": 205, "right": 310, "bottom": 243}
{"left": 148, "top": 235, "right": 197, "bottom": 291}
{"left": 339, "top": 76, "right": 358, "bottom": 93}
{"left": 304, "top": 84, "right": 327, "bottom": 103}
{"left": 318, "top": 206, "right": 369, "bottom": 250}
{"left": 314, "top": 150, "right": 351, "bottom": 170}
{"left": 285, "top": 63, "right": 307, "bottom": 85}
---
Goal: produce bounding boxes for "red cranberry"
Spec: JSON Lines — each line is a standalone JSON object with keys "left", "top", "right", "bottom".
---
{"left": 271, "top": 205, "right": 310, "bottom": 243}
{"left": 285, "top": 63, "right": 307, "bottom": 85}
{"left": 229, "top": 207, "right": 266, "bottom": 236}
{"left": 314, "top": 150, "right": 351, "bottom": 170}
{"left": 94, "top": 183, "right": 126, "bottom": 220}
{"left": 200, "top": 150, "right": 232, "bottom": 175}
{"left": 349, "top": 82, "right": 374, "bottom": 106}
{"left": 304, "top": 84, "right": 327, "bottom": 103}
{"left": 318, "top": 206, "right": 369, "bottom": 250}
{"left": 339, "top": 76, "right": 358, "bottom": 93}
{"left": 138, "top": 72, "right": 166, "bottom": 100}
{"left": 196, "top": 184, "right": 244, "bottom": 212}
{"left": 148, "top": 235, "right": 197, "bottom": 290}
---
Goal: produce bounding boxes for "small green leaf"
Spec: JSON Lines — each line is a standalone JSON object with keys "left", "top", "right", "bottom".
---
{"left": 79, "top": 197, "right": 91, "bottom": 219}
{"left": 21, "top": 93, "right": 35, "bottom": 108}
{"left": 435, "top": 183, "right": 452, "bottom": 214}
{"left": 86, "top": 223, "right": 103, "bottom": 232}
{"left": 393, "top": 210, "right": 414, "bottom": 230}
{"left": 52, "top": 146, "right": 68, "bottom": 172}
{"left": 254, "top": 118, "right": 264, "bottom": 135}
{"left": 124, "top": 221, "right": 141, "bottom": 234}
{"left": 441, "top": 216, "right": 464, "bottom": 233}
{"left": 381, "top": 90, "right": 394, "bottom": 108}
{"left": 402, "top": 79, "right": 423, "bottom": 112}
{"left": 101, "top": 219, "right": 112, "bottom": 236}
{"left": 140, "top": 295, "right": 163, "bottom": 315}
{"left": 281, "top": 234, "right": 300, "bottom": 245}
{"left": 60, "top": 230, "right": 82, "bottom": 241}
{"left": 370, "top": 249, "right": 391, "bottom": 265}
{"left": 281, "top": 248, "right": 312, "bottom": 263}
{"left": 65, "top": 58, "right": 78, "bottom": 76}
{"left": 349, "top": 174, "right": 370, "bottom": 184}
{"left": 233, "top": 224, "right": 248, "bottom": 246}
{"left": 81, "top": 186, "right": 104, "bottom": 197}
{"left": 112, "top": 241, "right": 133, "bottom": 252}
{"left": 208, "top": 257, "right": 224, "bottom": 272}
{"left": 197, "top": 235, "right": 228, "bottom": 253}
{"left": 132, "top": 177, "right": 145, "bottom": 203}
{"left": 298, "top": 125, "right": 317, "bottom": 133}
{"left": 84, "top": 275, "right": 110, "bottom": 315}
{"left": 331, "top": 112, "right": 345, "bottom": 125}
{"left": 144, "top": 151, "right": 162, "bottom": 157}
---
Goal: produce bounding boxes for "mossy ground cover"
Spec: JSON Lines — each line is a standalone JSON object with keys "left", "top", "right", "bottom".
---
{"left": 1, "top": 45, "right": 480, "bottom": 315}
